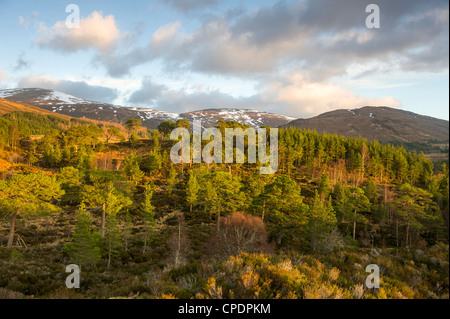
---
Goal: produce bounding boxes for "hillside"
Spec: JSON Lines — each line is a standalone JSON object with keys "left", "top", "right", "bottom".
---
{"left": 0, "top": 96, "right": 130, "bottom": 132}
{"left": 283, "top": 106, "right": 449, "bottom": 160}
{"left": 0, "top": 122, "right": 448, "bottom": 300}
{"left": 0, "top": 88, "right": 295, "bottom": 129}
{"left": 0, "top": 98, "right": 72, "bottom": 120}
{"left": 282, "top": 106, "right": 449, "bottom": 143}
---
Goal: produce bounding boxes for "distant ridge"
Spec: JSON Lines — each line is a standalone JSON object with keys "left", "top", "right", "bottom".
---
{"left": 282, "top": 106, "right": 449, "bottom": 144}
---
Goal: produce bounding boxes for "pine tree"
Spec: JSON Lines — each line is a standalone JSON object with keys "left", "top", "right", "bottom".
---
{"left": 142, "top": 185, "right": 156, "bottom": 254}
{"left": 200, "top": 171, "right": 245, "bottom": 229}
{"left": 104, "top": 213, "right": 122, "bottom": 268}
{"left": 123, "top": 151, "right": 144, "bottom": 187}
{"left": 82, "top": 182, "right": 132, "bottom": 238}
{"left": 308, "top": 191, "right": 337, "bottom": 251}
{"left": 260, "top": 174, "right": 308, "bottom": 247}
{"left": 392, "top": 183, "right": 439, "bottom": 246}
{"left": 0, "top": 173, "right": 64, "bottom": 249}
{"left": 167, "top": 166, "right": 177, "bottom": 196}
{"left": 318, "top": 172, "right": 331, "bottom": 202}
{"left": 338, "top": 186, "right": 371, "bottom": 241}
{"left": 63, "top": 203, "right": 102, "bottom": 269}
{"left": 186, "top": 171, "right": 200, "bottom": 212}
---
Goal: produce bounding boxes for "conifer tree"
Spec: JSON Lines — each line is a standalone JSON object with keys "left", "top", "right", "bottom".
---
{"left": 63, "top": 202, "right": 102, "bottom": 269}
{"left": 318, "top": 172, "right": 332, "bottom": 202}
{"left": 186, "top": 171, "right": 200, "bottom": 212}
{"left": 308, "top": 191, "right": 337, "bottom": 251}
{"left": 82, "top": 182, "right": 132, "bottom": 238}
{"left": 167, "top": 166, "right": 177, "bottom": 196}
{"left": 104, "top": 212, "right": 122, "bottom": 268}
{"left": 123, "top": 151, "right": 144, "bottom": 187}
{"left": 337, "top": 186, "right": 371, "bottom": 240}
{"left": 0, "top": 173, "right": 64, "bottom": 249}
{"left": 142, "top": 184, "right": 156, "bottom": 254}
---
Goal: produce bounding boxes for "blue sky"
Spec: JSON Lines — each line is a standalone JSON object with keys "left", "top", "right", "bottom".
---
{"left": 0, "top": 0, "right": 448, "bottom": 120}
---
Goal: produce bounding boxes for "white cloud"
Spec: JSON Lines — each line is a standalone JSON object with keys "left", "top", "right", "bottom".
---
{"left": 258, "top": 73, "right": 402, "bottom": 117}
{"left": 126, "top": 73, "right": 402, "bottom": 117}
{"left": 37, "top": 11, "right": 120, "bottom": 53}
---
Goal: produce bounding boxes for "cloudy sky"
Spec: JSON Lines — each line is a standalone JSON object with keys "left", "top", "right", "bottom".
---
{"left": 0, "top": 0, "right": 448, "bottom": 119}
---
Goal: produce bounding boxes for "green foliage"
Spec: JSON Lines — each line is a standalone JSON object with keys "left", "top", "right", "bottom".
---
{"left": 198, "top": 171, "right": 245, "bottom": 222}
{"left": 125, "top": 118, "right": 142, "bottom": 133}
{"left": 104, "top": 213, "right": 122, "bottom": 268}
{"left": 141, "top": 184, "right": 156, "bottom": 254}
{"left": 57, "top": 167, "right": 82, "bottom": 204}
{"left": 63, "top": 203, "right": 102, "bottom": 268}
{"left": 0, "top": 172, "right": 64, "bottom": 218}
{"left": 166, "top": 166, "right": 178, "bottom": 196}
{"left": 186, "top": 171, "right": 200, "bottom": 212}
{"left": 256, "top": 175, "right": 308, "bottom": 248}
{"left": 158, "top": 120, "right": 175, "bottom": 135}
{"left": 335, "top": 185, "right": 371, "bottom": 240}
{"left": 308, "top": 191, "right": 337, "bottom": 251}
{"left": 392, "top": 183, "right": 441, "bottom": 246}
{"left": 122, "top": 151, "right": 144, "bottom": 186}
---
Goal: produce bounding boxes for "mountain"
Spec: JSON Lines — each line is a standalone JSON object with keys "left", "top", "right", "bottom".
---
{"left": 179, "top": 108, "right": 296, "bottom": 128}
{"left": 282, "top": 106, "right": 449, "bottom": 144}
{"left": 0, "top": 88, "right": 295, "bottom": 129}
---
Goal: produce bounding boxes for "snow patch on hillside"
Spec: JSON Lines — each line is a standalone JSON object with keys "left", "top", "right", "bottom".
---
{"left": 41, "top": 91, "right": 91, "bottom": 105}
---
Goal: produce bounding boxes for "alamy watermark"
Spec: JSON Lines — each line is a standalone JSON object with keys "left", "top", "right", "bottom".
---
{"left": 169, "top": 120, "right": 278, "bottom": 174}
{"left": 365, "top": 264, "right": 380, "bottom": 288}
{"left": 366, "top": 4, "right": 380, "bottom": 29}
{"left": 65, "top": 264, "right": 80, "bottom": 288}
{"left": 65, "top": 4, "right": 80, "bottom": 29}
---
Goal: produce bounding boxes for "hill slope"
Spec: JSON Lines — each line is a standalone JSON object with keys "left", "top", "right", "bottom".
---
{"left": 282, "top": 106, "right": 449, "bottom": 144}
{"left": 0, "top": 97, "right": 127, "bottom": 131}
{"left": 0, "top": 97, "right": 72, "bottom": 120}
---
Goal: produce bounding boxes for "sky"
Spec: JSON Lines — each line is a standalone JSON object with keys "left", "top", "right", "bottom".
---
{"left": 0, "top": 0, "right": 448, "bottom": 120}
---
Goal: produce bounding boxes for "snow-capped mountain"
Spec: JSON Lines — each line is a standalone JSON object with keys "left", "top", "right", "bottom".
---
{"left": 0, "top": 88, "right": 296, "bottom": 129}
{"left": 180, "top": 108, "right": 296, "bottom": 128}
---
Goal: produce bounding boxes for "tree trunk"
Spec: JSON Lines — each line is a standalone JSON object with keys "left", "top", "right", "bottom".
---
{"left": 142, "top": 232, "right": 148, "bottom": 254}
{"left": 406, "top": 224, "right": 410, "bottom": 247}
{"left": 175, "top": 215, "right": 182, "bottom": 267}
{"left": 107, "top": 248, "right": 111, "bottom": 268}
{"left": 7, "top": 213, "right": 17, "bottom": 249}
{"left": 190, "top": 203, "right": 193, "bottom": 213}
{"left": 353, "top": 211, "right": 356, "bottom": 240}
{"left": 101, "top": 204, "right": 106, "bottom": 238}
{"left": 216, "top": 207, "right": 221, "bottom": 231}
{"left": 262, "top": 200, "right": 266, "bottom": 222}
{"left": 396, "top": 218, "right": 399, "bottom": 247}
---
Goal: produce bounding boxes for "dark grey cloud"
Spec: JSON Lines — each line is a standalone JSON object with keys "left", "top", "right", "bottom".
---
{"left": 14, "top": 52, "right": 30, "bottom": 71}
{"left": 18, "top": 75, "right": 119, "bottom": 103}
{"left": 97, "top": 0, "right": 448, "bottom": 80}
{"left": 128, "top": 77, "right": 166, "bottom": 104}
{"left": 127, "top": 76, "right": 265, "bottom": 113}
{"left": 162, "top": 0, "right": 218, "bottom": 13}
{"left": 93, "top": 48, "right": 150, "bottom": 77}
